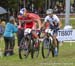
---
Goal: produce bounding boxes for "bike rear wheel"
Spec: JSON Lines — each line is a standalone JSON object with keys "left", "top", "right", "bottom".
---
{"left": 31, "top": 39, "right": 40, "bottom": 59}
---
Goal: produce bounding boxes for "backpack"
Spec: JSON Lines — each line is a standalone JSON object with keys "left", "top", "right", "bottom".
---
{"left": 0, "top": 25, "right": 4, "bottom": 35}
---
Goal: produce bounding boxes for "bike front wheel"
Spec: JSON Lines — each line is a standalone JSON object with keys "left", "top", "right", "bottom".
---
{"left": 19, "top": 37, "right": 30, "bottom": 59}
{"left": 42, "top": 38, "right": 51, "bottom": 58}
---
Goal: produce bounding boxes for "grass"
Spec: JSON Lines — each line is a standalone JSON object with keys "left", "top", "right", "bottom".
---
{"left": 0, "top": 38, "right": 75, "bottom": 66}
{"left": 60, "top": 18, "right": 75, "bottom": 29}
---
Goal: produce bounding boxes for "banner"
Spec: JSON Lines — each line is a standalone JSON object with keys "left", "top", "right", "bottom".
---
{"left": 57, "top": 29, "right": 75, "bottom": 41}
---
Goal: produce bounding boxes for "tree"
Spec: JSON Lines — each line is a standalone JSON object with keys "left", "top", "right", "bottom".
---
{"left": 74, "top": 0, "right": 75, "bottom": 6}
{"left": 7, "top": 0, "right": 18, "bottom": 10}
{"left": 0, "top": 0, "right": 8, "bottom": 8}
{"left": 50, "top": 0, "right": 57, "bottom": 8}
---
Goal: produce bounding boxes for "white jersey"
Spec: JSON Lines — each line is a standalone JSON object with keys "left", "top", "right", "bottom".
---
{"left": 44, "top": 14, "right": 60, "bottom": 25}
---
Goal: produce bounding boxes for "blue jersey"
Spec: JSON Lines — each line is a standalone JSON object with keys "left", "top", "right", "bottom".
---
{"left": 3, "top": 22, "right": 18, "bottom": 37}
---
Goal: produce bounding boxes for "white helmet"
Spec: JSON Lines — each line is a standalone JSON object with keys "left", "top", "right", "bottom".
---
{"left": 46, "top": 9, "right": 53, "bottom": 14}
{"left": 20, "top": 8, "right": 26, "bottom": 15}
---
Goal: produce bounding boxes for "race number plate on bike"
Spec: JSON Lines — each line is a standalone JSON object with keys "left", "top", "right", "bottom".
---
{"left": 45, "top": 29, "right": 52, "bottom": 33}
{"left": 24, "top": 28, "right": 32, "bottom": 35}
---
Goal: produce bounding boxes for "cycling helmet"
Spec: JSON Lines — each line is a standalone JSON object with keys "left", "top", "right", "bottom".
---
{"left": 20, "top": 8, "right": 26, "bottom": 15}
{"left": 46, "top": 9, "right": 53, "bottom": 14}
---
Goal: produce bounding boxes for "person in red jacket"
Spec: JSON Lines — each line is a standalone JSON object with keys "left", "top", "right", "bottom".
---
{"left": 17, "top": 8, "right": 42, "bottom": 46}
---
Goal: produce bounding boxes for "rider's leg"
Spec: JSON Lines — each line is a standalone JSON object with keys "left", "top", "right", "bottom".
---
{"left": 32, "top": 31, "right": 39, "bottom": 39}
{"left": 17, "top": 29, "right": 24, "bottom": 47}
{"left": 53, "top": 33, "right": 58, "bottom": 56}
{"left": 53, "top": 34, "right": 57, "bottom": 47}
{"left": 32, "top": 31, "right": 39, "bottom": 48}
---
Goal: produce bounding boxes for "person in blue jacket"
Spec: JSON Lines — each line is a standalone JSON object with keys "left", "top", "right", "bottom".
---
{"left": 3, "top": 17, "right": 18, "bottom": 56}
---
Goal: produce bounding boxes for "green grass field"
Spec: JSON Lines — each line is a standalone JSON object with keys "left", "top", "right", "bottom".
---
{"left": 0, "top": 19, "right": 75, "bottom": 66}
{"left": 0, "top": 39, "right": 75, "bottom": 66}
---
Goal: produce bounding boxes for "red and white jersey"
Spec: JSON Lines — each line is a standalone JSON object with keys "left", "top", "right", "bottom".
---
{"left": 18, "top": 13, "right": 40, "bottom": 29}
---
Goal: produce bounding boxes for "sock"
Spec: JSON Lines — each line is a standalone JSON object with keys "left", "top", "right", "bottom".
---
{"left": 55, "top": 47, "right": 57, "bottom": 52}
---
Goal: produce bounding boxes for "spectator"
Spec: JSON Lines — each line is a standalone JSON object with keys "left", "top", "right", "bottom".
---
{"left": 56, "top": 3, "right": 64, "bottom": 14}
{"left": 3, "top": 17, "right": 18, "bottom": 56}
{"left": 0, "top": 19, "right": 4, "bottom": 38}
{"left": 70, "top": 5, "right": 74, "bottom": 13}
{"left": 54, "top": 5, "right": 58, "bottom": 13}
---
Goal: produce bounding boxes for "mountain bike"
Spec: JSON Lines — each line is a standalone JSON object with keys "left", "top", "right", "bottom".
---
{"left": 19, "top": 28, "right": 40, "bottom": 59}
{"left": 41, "top": 28, "right": 59, "bottom": 58}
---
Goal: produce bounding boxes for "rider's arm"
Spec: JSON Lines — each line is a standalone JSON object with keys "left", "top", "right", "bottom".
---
{"left": 28, "top": 13, "right": 42, "bottom": 29}
{"left": 22, "top": 20, "right": 32, "bottom": 23}
{"left": 58, "top": 20, "right": 62, "bottom": 28}
{"left": 54, "top": 15, "right": 62, "bottom": 28}
{"left": 42, "top": 16, "right": 50, "bottom": 28}
{"left": 34, "top": 19, "right": 42, "bottom": 29}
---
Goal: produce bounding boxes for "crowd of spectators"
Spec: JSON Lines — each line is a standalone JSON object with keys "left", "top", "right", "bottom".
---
{"left": 25, "top": 3, "right": 75, "bottom": 18}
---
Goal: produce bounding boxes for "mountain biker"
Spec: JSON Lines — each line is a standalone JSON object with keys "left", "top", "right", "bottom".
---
{"left": 42, "top": 9, "right": 62, "bottom": 56}
{"left": 17, "top": 8, "right": 42, "bottom": 47}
